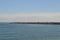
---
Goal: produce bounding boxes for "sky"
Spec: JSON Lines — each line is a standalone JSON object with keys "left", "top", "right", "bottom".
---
{"left": 0, "top": 0, "right": 60, "bottom": 22}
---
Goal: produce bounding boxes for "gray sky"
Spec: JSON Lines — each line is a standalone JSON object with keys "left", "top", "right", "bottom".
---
{"left": 0, "top": 13, "right": 60, "bottom": 22}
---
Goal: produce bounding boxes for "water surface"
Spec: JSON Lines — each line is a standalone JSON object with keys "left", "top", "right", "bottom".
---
{"left": 0, "top": 24, "right": 60, "bottom": 40}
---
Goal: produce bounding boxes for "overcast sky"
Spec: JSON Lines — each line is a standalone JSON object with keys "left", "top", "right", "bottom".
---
{"left": 0, "top": 0, "right": 60, "bottom": 22}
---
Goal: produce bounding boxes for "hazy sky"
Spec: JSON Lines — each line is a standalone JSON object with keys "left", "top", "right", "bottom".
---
{"left": 0, "top": 0, "right": 60, "bottom": 22}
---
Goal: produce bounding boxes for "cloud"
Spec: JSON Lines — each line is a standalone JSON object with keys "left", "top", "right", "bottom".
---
{"left": 0, "top": 13, "right": 60, "bottom": 22}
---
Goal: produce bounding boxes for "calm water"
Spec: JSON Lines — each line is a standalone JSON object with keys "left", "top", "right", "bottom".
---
{"left": 0, "top": 24, "right": 60, "bottom": 40}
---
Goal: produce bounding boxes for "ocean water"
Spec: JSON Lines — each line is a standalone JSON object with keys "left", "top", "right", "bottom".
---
{"left": 0, "top": 24, "right": 60, "bottom": 40}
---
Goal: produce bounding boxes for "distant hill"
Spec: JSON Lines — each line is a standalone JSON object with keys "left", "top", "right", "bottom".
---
{"left": 9, "top": 22, "right": 60, "bottom": 25}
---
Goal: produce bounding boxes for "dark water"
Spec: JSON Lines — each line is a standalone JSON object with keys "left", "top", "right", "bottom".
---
{"left": 0, "top": 24, "right": 60, "bottom": 40}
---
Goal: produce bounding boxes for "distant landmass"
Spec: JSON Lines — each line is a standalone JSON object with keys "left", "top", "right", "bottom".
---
{"left": 9, "top": 22, "right": 60, "bottom": 25}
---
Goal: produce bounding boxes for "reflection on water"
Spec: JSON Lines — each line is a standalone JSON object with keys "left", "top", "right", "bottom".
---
{"left": 0, "top": 24, "right": 60, "bottom": 40}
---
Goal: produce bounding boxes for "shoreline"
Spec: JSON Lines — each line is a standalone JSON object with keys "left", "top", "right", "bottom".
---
{"left": 9, "top": 22, "right": 60, "bottom": 25}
